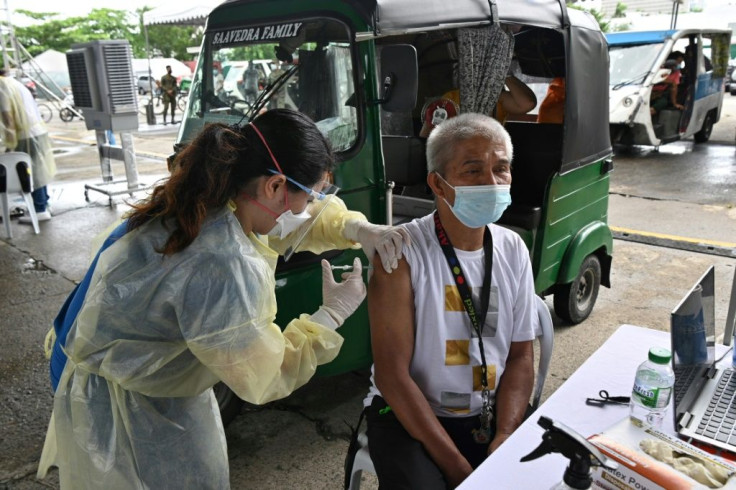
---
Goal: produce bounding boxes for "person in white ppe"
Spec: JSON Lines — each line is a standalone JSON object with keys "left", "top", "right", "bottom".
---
{"left": 0, "top": 69, "right": 56, "bottom": 221}
{"left": 37, "top": 108, "right": 409, "bottom": 489}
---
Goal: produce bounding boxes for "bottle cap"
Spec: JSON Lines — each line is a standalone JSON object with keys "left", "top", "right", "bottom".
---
{"left": 648, "top": 347, "right": 671, "bottom": 364}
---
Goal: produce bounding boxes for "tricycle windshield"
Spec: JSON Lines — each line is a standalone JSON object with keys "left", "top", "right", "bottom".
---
{"left": 609, "top": 43, "right": 663, "bottom": 88}
{"left": 183, "top": 18, "right": 358, "bottom": 152}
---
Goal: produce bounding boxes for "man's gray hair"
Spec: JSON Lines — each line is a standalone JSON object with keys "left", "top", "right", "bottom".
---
{"left": 426, "top": 113, "right": 513, "bottom": 175}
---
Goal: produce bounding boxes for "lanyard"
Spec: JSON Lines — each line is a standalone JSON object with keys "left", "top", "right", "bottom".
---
{"left": 432, "top": 212, "right": 493, "bottom": 389}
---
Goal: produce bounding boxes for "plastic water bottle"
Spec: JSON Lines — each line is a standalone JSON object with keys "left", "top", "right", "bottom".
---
{"left": 630, "top": 347, "right": 675, "bottom": 428}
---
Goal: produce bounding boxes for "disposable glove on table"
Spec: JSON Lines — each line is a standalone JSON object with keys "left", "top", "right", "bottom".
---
{"left": 640, "top": 438, "right": 731, "bottom": 488}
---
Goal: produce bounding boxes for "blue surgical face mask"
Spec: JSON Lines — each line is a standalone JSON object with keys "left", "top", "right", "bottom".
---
{"left": 436, "top": 173, "right": 512, "bottom": 228}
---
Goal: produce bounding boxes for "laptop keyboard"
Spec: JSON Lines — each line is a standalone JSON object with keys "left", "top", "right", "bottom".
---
{"left": 696, "top": 369, "right": 736, "bottom": 445}
{"left": 674, "top": 365, "right": 699, "bottom": 404}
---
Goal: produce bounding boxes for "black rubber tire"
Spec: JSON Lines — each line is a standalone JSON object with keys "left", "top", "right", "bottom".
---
{"left": 59, "top": 108, "right": 75, "bottom": 122}
{"left": 693, "top": 111, "right": 714, "bottom": 143}
{"left": 553, "top": 254, "right": 601, "bottom": 324}
{"left": 213, "top": 382, "right": 245, "bottom": 426}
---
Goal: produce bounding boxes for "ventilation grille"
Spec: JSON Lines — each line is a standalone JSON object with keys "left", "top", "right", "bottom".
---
{"left": 66, "top": 51, "right": 94, "bottom": 109}
{"left": 102, "top": 44, "right": 137, "bottom": 114}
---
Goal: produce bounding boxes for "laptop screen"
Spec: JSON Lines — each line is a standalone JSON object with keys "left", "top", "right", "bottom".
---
{"left": 671, "top": 266, "right": 716, "bottom": 427}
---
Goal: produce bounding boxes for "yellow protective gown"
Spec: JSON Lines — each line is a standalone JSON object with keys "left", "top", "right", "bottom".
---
{"left": 0, "top": 76, "right": 56, "bottom": 188}
{"left": 38, "top": 196, "right": 365, "bottom": 489}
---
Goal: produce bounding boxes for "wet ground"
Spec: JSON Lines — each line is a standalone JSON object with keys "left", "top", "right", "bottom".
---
{"left": 0, "top": 96, "right": 734, "bottom": 489}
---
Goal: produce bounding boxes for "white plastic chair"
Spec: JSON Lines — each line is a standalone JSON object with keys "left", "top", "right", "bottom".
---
{"left": 346, "top": 295, "right": 555, "bottom": 490}
{"left": 0, "top": 151, "right": 39, "bottom": 238}
{"left": 532, "top": 294, "right": 555, "bottom": 410}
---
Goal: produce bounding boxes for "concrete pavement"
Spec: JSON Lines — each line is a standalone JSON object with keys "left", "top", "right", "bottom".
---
{"left": 0, "top": 101, "right": 734, "bottom": 488}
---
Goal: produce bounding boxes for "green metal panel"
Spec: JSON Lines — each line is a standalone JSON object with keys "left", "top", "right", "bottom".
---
{"left": 533, "top": 159, "right": 612, "bottom": 293}
{"left": 556, "top": 221, "right": 613, "bottom": 285}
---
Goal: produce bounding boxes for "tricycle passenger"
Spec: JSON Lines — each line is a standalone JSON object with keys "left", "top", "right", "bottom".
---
{"left": 650, "top": 53, "right": 685, "bottom": 117}
{"left": 364, "top": 113, "right": 538, "bottom": 488}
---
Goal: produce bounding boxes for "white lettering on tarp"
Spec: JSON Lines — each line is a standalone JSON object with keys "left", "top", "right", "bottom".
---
{"left": 213, "top": 22, "right": 302, "bottom": 46}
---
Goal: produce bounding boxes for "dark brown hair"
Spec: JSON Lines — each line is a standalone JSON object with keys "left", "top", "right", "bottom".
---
{"left": 126, "top": 109, "right": 333, "bottom": 255}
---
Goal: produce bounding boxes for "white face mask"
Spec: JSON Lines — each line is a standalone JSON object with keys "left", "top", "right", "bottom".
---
{"left": 267, "top": 207, "right": 312, "bottom": 239}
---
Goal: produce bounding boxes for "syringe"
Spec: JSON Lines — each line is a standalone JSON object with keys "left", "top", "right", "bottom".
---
{"left": 330, "top": 264, "right": 373, "bottom": 270}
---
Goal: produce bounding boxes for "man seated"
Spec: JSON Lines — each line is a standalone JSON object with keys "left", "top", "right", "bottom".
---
{"left": 364, "top": 113, "right": 538, "bottom": 489}
{"left": 650, "top": 57, "right": 685, "bottom": 117}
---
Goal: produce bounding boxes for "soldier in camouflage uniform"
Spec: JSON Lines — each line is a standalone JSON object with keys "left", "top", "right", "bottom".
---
{"left": 160, "top": 65, "right": 178, "bottom": 125}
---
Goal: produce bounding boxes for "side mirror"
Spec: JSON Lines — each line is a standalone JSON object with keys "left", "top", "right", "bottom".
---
{"left": 378, "top": 44, "right": 418, "bottom": 112}
{"left": 652, "top": 68, "right": 671, "bottom": 85}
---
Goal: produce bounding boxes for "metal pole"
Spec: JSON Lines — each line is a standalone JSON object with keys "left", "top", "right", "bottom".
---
{"left": 120, "top": 132, "right": 140, "bottom": 190}
{"left": 670, "top": 1, "right": 680, "bottom": 30}
{"left": 95, "top": 129, "right": 114, "bottom": 183}
{"left": 143, "top": 18, "right": 156, "bottom": 125}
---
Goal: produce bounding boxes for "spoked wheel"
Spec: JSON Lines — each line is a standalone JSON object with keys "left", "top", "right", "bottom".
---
{"left": 38, "top": 103, "right": 53, "bottom": 122}
{"left": 177, "top": 95, "right": 189, "bottom": 112}
{"left": 59, "top": 108, "right": 75, "bottom": 122}
{"left": 553, "top": 254, "right": 601, "bottom": 324}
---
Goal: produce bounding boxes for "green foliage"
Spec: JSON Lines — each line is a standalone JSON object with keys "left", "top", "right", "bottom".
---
{"left": 614, "top": 2, "right": 628, "bottom": 18}
{"left": 223, "top": 46, "right": 275, "bottom": 63}
{"left": 142, "top": 24, "right": 203, "bottom": 59}
{"left": 14, "top": 9, "right": 138, "bottom": 57}
{"left": 566, "top": 3, "right": 611, "bottom": 33}
{"left": 11, "top": 8, "right": 202, "bottom": 61}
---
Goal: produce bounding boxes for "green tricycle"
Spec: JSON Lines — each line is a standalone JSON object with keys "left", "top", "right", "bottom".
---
{"left": 176, "top": 0, "right": 614, "bottom": 422}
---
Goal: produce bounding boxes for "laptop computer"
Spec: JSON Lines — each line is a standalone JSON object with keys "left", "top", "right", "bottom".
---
{"left": 671, "top": 265, "right": 736, "bottom": 452}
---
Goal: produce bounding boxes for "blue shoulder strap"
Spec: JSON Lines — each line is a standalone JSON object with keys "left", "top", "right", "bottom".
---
{"left": 50, "top": 222, "right": 129, "bottom": 390}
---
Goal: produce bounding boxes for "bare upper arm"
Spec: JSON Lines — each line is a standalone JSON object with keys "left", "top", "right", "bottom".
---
{"left": 506, "top": 340, "right": 534, "bottom": 366}
{"left": 368, "top": 254, "right": 415, "bottom": 389}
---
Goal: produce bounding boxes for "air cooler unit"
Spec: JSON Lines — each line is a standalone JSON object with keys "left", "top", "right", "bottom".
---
{"left": 66, "top": 40, "right": 138, "bottom": 132}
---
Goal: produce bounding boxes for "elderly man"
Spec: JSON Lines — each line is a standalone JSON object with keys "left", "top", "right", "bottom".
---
{"left": 364, "top": 113, "right": 538, "bottom": 489}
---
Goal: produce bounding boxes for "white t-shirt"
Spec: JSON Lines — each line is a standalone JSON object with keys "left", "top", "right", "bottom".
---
{"left": 365, "top": 213, "right": 538, "bottom": 417}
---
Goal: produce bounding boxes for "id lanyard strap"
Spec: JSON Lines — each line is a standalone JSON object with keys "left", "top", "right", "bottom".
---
{"left": 433, "top": 211, "right": 494, "bottom": 395}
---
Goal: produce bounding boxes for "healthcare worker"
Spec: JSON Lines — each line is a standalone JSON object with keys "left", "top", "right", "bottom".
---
{"left": 0, "top": 70, "right": 57, "bottom": 220}
{"left": 37, "top": 109, "right": 409, "bottom": 489}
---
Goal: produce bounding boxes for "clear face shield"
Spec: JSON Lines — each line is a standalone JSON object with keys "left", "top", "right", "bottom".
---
{"left": 282, "top": 180, "right": 340, "bottom": 261}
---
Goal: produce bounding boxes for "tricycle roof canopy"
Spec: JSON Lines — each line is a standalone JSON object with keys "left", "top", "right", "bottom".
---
{"left": 214, "top": 0, "right": 571, "bottom": 34}
{"left": 607, "top": 28, "right": 733, "bottom": 46}
{"left": 352, "top": 0, "right": 567, "bottom": 34}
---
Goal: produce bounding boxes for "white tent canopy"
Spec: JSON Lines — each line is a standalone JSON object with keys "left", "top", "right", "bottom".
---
{"left": 133, "top": 58, "right": 192, "bottom": 79}
{"left": 143, "top": 1, "right": 216, "bottom": 26}
{"left": 22, "top": 49, "right": 70, "bottom": 98}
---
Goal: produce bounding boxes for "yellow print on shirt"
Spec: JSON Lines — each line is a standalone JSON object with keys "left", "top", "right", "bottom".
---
{"left": 445, "top": 340, "right": 470, "bottom": 366}
{"left": 444, "top": 285, "right": 464, "bottom": 312}
{"left": 473, "top": 365, "right": 497, "bottom": 391}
